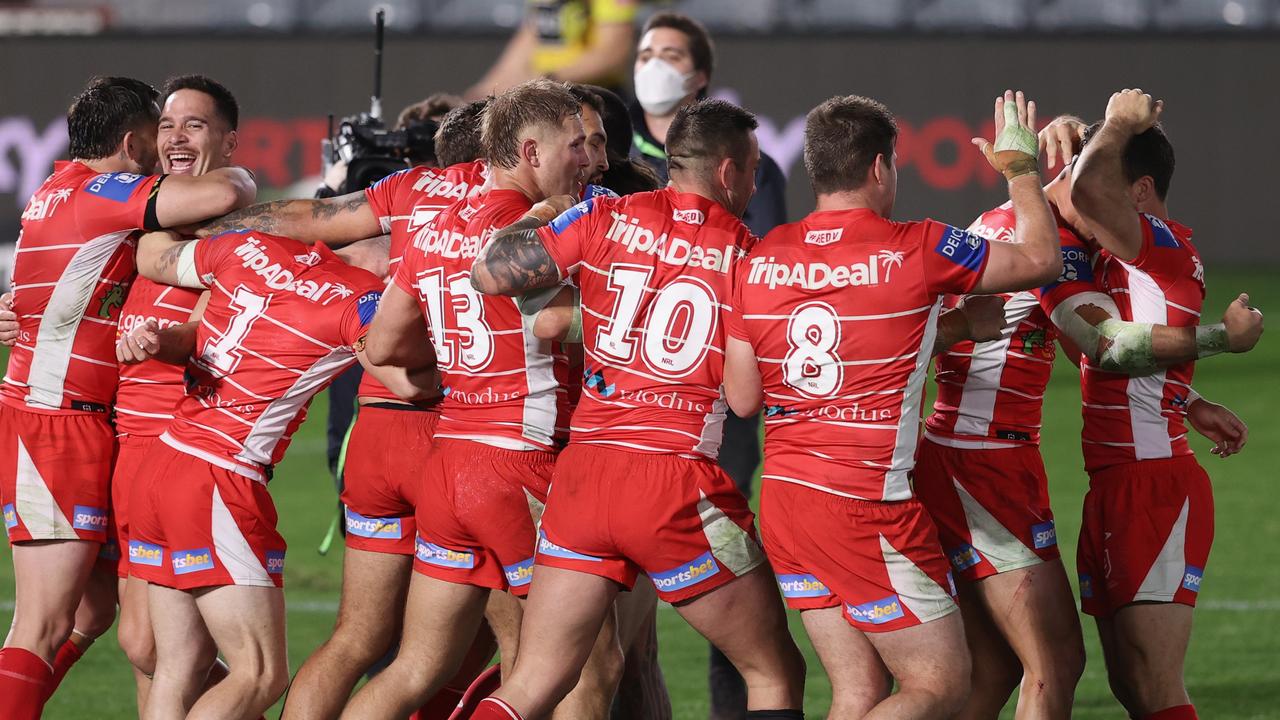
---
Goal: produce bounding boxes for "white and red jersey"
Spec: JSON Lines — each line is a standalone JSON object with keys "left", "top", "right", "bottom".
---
{"left": 536, "top": 187, "right": 755, "bottom": 459}
{"left": 927, "top": 202, "right": 1096, "bottom": 447}
{"left": 356, "top": 160, "right": 486, "bottom": 402}
{"left": 115, "top": 279, "right": 202, "bottom": 436}
{"left": 727, "top": 208, "right": 990, "bottom": 502}
{"left": 1081, "top": 214, "right": 1203, "bottom": 472}
{"left": 393, "top": 188, "right": 569, "bottom": 451}
{"left": 164, "top": 231, "right": 383, "bottom": 483}
{"left": 3, "top": 162, "right": 163, "bottom": 412}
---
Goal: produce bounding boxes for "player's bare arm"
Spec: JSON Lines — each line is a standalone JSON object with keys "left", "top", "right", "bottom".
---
{"left": 1186, "top": 393, "right": 1249, "bottom": 458}
{"left": 1051, "top": 291, "right": 1263, "bottom": 373}
{"left": 519, "top": 286, "right": 581, "bottom": 342}
{"left": 932, "top": 295, "right": 1007, "bottom": 356}
{"left": 0, "top": 292, "right": 16, "bottom": 346}
{"left": 1070, "top": 89, "right": 1164, "bottom": 262}
{"left": 1039, "top": 114, "right": 1087, "bottom": 170}
{"left": 970, "top": 90, "right": 1063, "bottom": 294}
{"left": 135, "top": 230, "right": 207, "bottom": 289}
{"left": 723, "top": 336, "right": 764, "bottom": 417}
{"left": 354, "top": 348, "right": 439, "bottom": 402}
{"left": 153, "top": 166, "right": 256, "bottom": 228}
{"left": 471, "top": 195, "right": 577, "bottom": 295}
{"left": 363, "top": 282, "right": 436, "bottom": 367}
{"left": 334, "top": 235, "right": 393, "bottom": 278}
{"left": 195, "top": 190, "right": 380, "bottom": 245}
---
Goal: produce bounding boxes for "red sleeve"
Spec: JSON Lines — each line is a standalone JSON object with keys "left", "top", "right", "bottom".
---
{"left": 534, "top": 196, "right": 603, "bottom": 278}
{"left": 724, "top": 254, "right": 751, "bottom": 342}
{"left": 338, "top": 286, "right": 384, "bottom": 348}
{"left": 193, "top": 229, "right": 248, "bottom": 280}
{"left": 75, "top": 172, "right": 163, "bottom": 236}
{"left": 920, "top": 220, "right": 990, "bottom": 295}
{"left": 1038, "top": 229, "right": 1099, "bottom": 315}
{"left": 364, "top": 168, "right": 415, "bottom": 231}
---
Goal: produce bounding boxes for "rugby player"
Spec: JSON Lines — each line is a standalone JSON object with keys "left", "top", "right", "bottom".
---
{"left": 0, "top": 75, "right": 254, "bottom": 720}
{"left": 342, "top": 79, "right": 629, "bottom": 720}
{"left": 915, "top": 114, "right": 1261, "bottom": 719}
{"left": 721, "top": 91, "right": 1061, "bottom": 720}
{"left": 470, "top": 98, "right": 807, "bottom": 720}
{"left": 1066, "top": 90, "right": 1263, "bottom": 720}
{"left": 199, "top": 99, "right": 495, "bottom": 720}
{"left": 121, "top": 226, "right": 434, "bottom": 720}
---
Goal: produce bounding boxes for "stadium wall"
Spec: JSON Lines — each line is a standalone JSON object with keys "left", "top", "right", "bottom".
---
{"left": 0, "top": 34, "right": 1274, "bottom": 263}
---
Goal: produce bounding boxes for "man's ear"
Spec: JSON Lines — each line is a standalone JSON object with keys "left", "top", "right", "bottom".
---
{"left": 223, "top": 130, "right": 238, "bottom": 159}
{"left": 871, "top": 152, "right": 887, "bottom": 187}
{"left": 715, "top": 155, "right": 736, "bottom": 192}
{"left": 521, "top": 138, "right": 540, "bottom": 168}
{"left": 1131, "top": 176, "right": 1156, "bottom": 206}
{"left": 689, "top": 70, "right": 709, "bottom": 97}
{"left": 120, "top": 129, "right": 137, "bottom": 161}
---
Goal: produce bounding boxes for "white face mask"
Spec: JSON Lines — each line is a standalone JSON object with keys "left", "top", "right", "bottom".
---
{"left": 634, "top": 58, "right": 695, "bottom": 116}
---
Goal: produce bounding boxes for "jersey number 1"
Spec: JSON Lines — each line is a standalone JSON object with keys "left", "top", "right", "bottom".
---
{"left": 201, "top": 285, "right": 268, "bottom": 375}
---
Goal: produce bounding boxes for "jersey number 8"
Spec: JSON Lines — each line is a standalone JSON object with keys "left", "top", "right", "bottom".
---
{"left": 782, "top": 302, "right": 843, "bottom": 398}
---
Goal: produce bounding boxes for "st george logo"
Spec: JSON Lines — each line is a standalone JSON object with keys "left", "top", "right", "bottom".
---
{"left": 98, "top": 283, "right": 126, "bottom": 319}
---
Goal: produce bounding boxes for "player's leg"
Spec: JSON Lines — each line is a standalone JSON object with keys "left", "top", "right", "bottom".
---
{"left": 552, "top": 596, "right": 625, "bottom": 720}
{"left": 186, "top": 585, "right": 289, "bottom": 720}
{"left": 282, "top": 547, "right": 412, "bottom": 720}
{"left": 952, "top": 583, "right": 1023, "bottom": 720}
{"left": 1103, "top": 604, "right": 1195, "bottom": 717}
{"left": 116, "top": 576, "right": 154, "bottom": 711}
{"left": 487, "top": 578, "right": 525, "bottom": 679}
{"left": 144, "top": 582, "right": 219, "bottom": 719}
{"left": 800, "top": 606, "right": 892, "bottom": 717}
{"left": 43, "top": 556, "right": 118, "bottom": 699}
{"left": 976, "top": 560, "right": 1085, "bottom": 719}
{"left": 340, "top": 572, "right": 491, "bottom": 719}
{"left": 864, "top": 612, "right": 971, "bottom": 720}
{"left": 611, "top": 580, "right": 672, "bottom": 720}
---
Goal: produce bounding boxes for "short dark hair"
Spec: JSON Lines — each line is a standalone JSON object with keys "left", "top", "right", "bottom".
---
{"left": 642, "top": 12, "right": 715, "bottom": 82}
{"left": 666, "top": 99, "right": 757, "bottom": 180}
{"left": 1082, "top": 121, "right": 1176, "bottom": 200}
{"left": 161, "top": 74, "right": 239, "bottom": 130}
{"left": 804, "top": 95, "right": 898, "bottom": 196}
{"left": 566, "top": 83, "right": 605, "bottom": 120}
{"left": 435, "top": 100, "right": 487, "bottom": 167}
{"left": 396, "top": 92, "right": 462, "bottom": 131}
{"left": 583, "top": 84, "right": 634, "bottom": 160}
{"left": 481, "top": 79, "right": 581, "bottom": 170}
{"left": 67, "top": 76, "right": 160, "bottom": 161}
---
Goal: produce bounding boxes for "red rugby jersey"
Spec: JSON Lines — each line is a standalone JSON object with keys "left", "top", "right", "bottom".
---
{"left": 1081, "top": 214, "right": 1203, "bottom": 472}
{"left": 727, "top": 208, "right": 989, "bottom": 501}
{"left": 115, "top": 279, "right": 202, "bottom": 436}
{"left": 393, "top": 188, "right": 570, "bottom": 451}
{"left": 3, "top": 162, "right": 162, "bottom": 412}
{"left": 536, "top": 187, "right": 754, "bottom": 459}
{"left": 926, "top": 202, "right": 1095, "bottom": 447}
{"left": 162, "top": 231, "right": 383, "bottom": 483}
{"left": 356, "top": 160, "right": 486, "bottom": 402}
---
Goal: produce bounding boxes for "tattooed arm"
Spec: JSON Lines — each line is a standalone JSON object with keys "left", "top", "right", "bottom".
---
{"left": 195, "top": 190, "right": 381, "bottom": 246}
{"left": 136, "top": 231, "right": 205, "bottom": 289}
{"left": 471, "top": 195, "right": 578, "bottom": 296}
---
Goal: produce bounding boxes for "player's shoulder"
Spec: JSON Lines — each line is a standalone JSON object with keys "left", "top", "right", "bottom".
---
{"left": 968, "top": 202, "right": 1017, "bottom": 242}
{"left": 76, "top": 168, "right": 154, "bottom": 202}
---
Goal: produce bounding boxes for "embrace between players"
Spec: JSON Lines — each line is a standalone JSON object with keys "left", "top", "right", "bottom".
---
{"left": 0, "top": 67, "right": 1263, "bottom": 720}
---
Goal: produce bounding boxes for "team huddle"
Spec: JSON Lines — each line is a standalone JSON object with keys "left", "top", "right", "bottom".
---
{"left": 0, "top": 43, "right": 1265, "bottom": 720}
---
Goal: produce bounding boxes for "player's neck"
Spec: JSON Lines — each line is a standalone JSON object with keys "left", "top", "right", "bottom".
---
{"left": 488, "top": 166, "right": 544, "bottom": 204}
{"left": 1137, "top": 198, "right": 1170, "bottom": 222}
{"left": 814, "top": 190, "right": 881, "bottom": 216}
{"left": 76, "top": 155, "right": 138, "bottom": 175}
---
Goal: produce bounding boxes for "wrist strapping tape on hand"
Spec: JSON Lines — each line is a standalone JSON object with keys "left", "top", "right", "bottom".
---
{"left": 1195, "top": 323, "right": 1228, "bottom": 358}
{"left": 994, "top": 101, "right": 1039, "bottom": 157}
{"left": 175, "top": 241, "right": 203, "bottom": 289}
{"left": 566, "top": 292, "right": 583, "bottom": 344}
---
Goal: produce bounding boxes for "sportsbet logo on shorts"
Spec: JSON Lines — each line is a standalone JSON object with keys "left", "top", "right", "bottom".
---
{"left": 504, "top": 557, "right": 535, "bottom": 587}
{"left": 1182, "top": 565, "right": 1204, "bottom": 593}
{"left": 72, "top": 505, "right": 109, "bottom": 532}
{"left": 846, "top": 595, "right": 906, "bottom": 626}
{"left": 3, "top": 504, "right": 16, "bottom": 531}
{"left": 172, "top": 548, "right": 215, "bottom": 575}
{"left": 415, "top": 536, "right": 476, "bottom": 569}
{"left": 651, "top": 551, "right": 720, "bottom": 593}
{"left": 129, "top": 540, "right": 164, "bottom": 567}
{"left": 266, "top": 550, "right": 286, "bottom": 576}
{"left": 948, "top": 544, "right": 982, "bottom": 572}
{"left": 776, "top": 574, "right": 831, "bottom": 598}
{"left": 344, "top": 508, "right": 403, "bottom": 540}
{"left": 1031, "top": 520, "right": 1058, "bottom": 549}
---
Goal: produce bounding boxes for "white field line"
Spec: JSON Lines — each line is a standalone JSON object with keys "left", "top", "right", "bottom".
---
{"left": 3, "top": 598, "right": 1280, "bottom": 614}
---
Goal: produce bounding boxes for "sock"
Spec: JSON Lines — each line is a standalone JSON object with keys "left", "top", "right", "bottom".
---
{"left": 469, "top": 697, "right": 525, "bottom": 720}
{"left": 0, "top": 647, "right": 55, "bottom": 720}
{"left": 44, "top": 635, "right": 88, "bottom": 700}
{"left": 745, "top": 711, "right": 805, "bottom": 719}
{"left": 1144, "top": 706, "right": 1198, "bottom": 720}
{"left": 450, "top": 664, "right": 502, "bottom": 719}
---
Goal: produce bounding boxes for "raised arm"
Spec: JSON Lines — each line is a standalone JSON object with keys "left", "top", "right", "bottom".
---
{"left": 195, "top": 191, "right": 381, "bottom": 246}
{"left": 470, "top": 195, "right": 576, "bottom": 296}
{"left": 969, "top": 91, "right": 1062, "bottom": 294}
{"left": 135, "top": 231, "right": 205, "bottom": 289}
{"left": 1050, "top": 291, "right": 1262, "bottom": 374}
{"left": 1070, "top": 89, "right": 1163, "bottom": 262}
{"left": 547, "top": 21, "right": 634, "bottom": 84}
{"left": 465, "top": 21, "right": 538, "bottom": 99}
{"left": 153, "top": 166, "right": 256, "bottom": 228}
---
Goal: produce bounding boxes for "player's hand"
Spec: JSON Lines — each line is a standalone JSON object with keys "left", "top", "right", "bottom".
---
{"left": 1104, "top": 89, "right": 1163, "bottom": 134}
{"left": 973, "top": 90, "right": 1040, "bottom": 180}
{"left": 1039, "top": 115, "right": 1087, "bottom": 170}
{"left": 527, "top": 194, "right": 579, "bottom": 224}
{"left": 117, "top": 319, "right": 162, "bottom": 365}
{"left": 1187, "top": 397, "right": 1248, "bottom": 458}
{"left": 1223, "top": 293, "right": 1263, "bottom": 352}
{"left": 958, "top": 295, "right": 1007, "bottom": 343}
{"left": 0, "top": 292, "right": 18, "bottom": 347}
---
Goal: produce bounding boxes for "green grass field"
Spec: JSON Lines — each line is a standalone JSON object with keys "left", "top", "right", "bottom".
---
{"left": 3, "top": 267, "right": 1277, "bottom": 719}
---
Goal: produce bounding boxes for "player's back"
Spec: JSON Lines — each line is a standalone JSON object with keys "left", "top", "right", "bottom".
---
{"left": 356, "top": 160, "right": 486, "bottom": 402}
{"left": 395, "top": 188, "right": 569, "bottom": 451}
{"left": 1081, "top": 213, "right": 1204, "bottom": 471}
{"left": 732, "top": 208, "right": 988, "bottom": 501}
{"left": 167, "top": 231, "right": 382, "bottom": 480}
{"left": 4, "top": 162, "right": 162, "bottom": 411}
{"left": 537, "top": 186, "right": 755, "bottom": 459}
